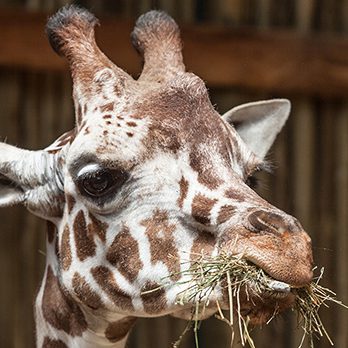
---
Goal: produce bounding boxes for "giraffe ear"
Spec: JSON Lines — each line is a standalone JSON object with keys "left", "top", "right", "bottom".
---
{"left": 0, "top": 142, "right": 64, "bottom": 218}
{"left": 222, "top": 99, "right": 290, "bottom": 160}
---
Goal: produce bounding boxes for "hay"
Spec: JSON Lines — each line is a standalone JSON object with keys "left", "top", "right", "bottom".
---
{"left": 144, "top": 253, "right": 347, "bottom": 348}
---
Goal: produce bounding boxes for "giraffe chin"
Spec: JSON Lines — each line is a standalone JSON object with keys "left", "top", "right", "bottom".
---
{"left": 220, "top": 286, "right": 296, "bottom": 326}
{"left": 171, "top": 285, "right": 295, "bottom": 326}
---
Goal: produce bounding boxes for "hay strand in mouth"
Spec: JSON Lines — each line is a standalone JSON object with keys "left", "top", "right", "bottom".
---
{"left": 143, "top": 253, "right": 347, "bottom": 348}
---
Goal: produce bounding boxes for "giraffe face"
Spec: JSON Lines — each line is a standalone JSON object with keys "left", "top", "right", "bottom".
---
{"left": 56, "top": 73, "right": 312, "bottom": 322}
{"left": 0, "top": 7, "right": 313, "bottom": 325}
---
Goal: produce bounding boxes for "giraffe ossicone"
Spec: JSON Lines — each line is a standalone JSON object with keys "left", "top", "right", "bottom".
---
{"left": 0, "top": 5, "right": 313, "bottom": 348}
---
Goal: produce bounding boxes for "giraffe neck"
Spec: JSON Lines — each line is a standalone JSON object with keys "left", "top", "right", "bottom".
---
{"left": 34, "top": 227, "right": 136, "bottom": 348}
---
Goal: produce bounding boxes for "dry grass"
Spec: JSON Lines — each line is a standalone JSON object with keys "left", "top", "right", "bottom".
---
{"left": 144, "top": 253, "right": 347, "bottom": 348}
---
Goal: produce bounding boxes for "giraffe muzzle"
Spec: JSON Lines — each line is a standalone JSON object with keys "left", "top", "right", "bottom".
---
{"left": 221, "top": 209, "right": 314, "bottom": 288}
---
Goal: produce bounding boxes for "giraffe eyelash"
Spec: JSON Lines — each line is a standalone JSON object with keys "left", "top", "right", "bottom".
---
{"left": 245, "top": 161, "right": 273, "bottom": 189}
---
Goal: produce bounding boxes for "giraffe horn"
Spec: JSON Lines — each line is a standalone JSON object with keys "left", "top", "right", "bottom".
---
{"left": 46, "top": 5, "right": 133, "bottom": 124}
{"left": 131, "top": 11, "right": 185, "bottom": 83}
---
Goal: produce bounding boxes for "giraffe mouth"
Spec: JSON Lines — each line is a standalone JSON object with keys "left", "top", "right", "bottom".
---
{"left": 225, "top": 285, "right": 296, "bottom": 326}
{"left": 214, "top": 268, "right": 297, "bottom": 326}
{"left": 174, "top": 252, "right": 304, "bottom": 325}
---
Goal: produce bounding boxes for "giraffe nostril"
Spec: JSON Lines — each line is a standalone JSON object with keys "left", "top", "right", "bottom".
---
{"left": 247, "top": 210, "right": 299, "bottom": 234}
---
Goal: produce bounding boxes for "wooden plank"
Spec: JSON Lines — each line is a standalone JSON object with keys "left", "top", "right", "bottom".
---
{"left": 1, "top": 9, "right": 348, "bottom": 97}
{"left": 335, "top": 104, "right": 348, "bottom": 348}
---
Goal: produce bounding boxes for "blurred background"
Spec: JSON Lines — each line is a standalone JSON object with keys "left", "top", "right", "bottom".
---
{"left": 0, "top": 0, "right": 347, "bottom": 347}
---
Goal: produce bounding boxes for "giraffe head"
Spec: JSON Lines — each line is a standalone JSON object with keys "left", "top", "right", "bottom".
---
{"left": 0, "top": 6, "right": 313, "bottom": 325}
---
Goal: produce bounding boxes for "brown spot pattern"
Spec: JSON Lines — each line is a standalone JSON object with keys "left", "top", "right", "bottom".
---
{"left": 42, "top": 337, "right": 67, "bottom": 348}
{"left": 217, "top": 205, "right": 236, "bottom": 224}
{"left": 141, "top": 282, "right": 167, "bottom": 314}
{"left": 105, "top": 316, "right": 136, "bottom": 343}
{"left": 72, "top": 272, "right": 103, "bottom": 310}
{"left": 225, "top": 189, "right": 245, "bottom": 202}
{"left": 42, "top": 266, "right": 87, "bottom": 336}
{"left": 177, "top": 176, "right": 188, "bottom": 209}
{"left": 191, "top": 194, "right": 217, "bottom": 225}
{"left": 100, "top": 102, "right": 114, "bottom": 112}
{"left": 60, "top": 224, "right": 72, "bottom": 271}
{"left": 126, "top": 132, "right": 134, "bottom": 137}
{"left": 190, "top": 230, "right": 216, "bottom": 261}
{"left": 66, "top": 195, "right": 76, "bottom": 214}
{"left": 189, "top": 152, "right": 222, "bottom": 189}
{"left": 106, "top": 225, "right": 143, "bottom": 282}
{"left": 126, "top": 121, "right": 137, "bottom": 127}
{"left": 140, "top": 210, "right": 180, "bottom": 281}
{"left": 91, "top": 266, "right": 134, "bottom": 311}
{"left": 87, "top": 213, "right": 108, "bottom": 243}
{"left": 114, "top": 83, "right": 123, "bottom": 97}
{"left": 74, "top": 210, "right": 96, "bottom": 261}
{"left": 103, "top": 114, "right": 112, "bottom": 119}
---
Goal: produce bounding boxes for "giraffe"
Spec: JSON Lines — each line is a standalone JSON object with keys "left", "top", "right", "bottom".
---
{"left": 0, "top": 5, "right": 313, "bottom": 348}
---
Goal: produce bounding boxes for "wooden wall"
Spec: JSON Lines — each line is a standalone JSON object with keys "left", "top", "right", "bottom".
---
{"left": 0, "top": 1, "right": 347, "bottom": 347}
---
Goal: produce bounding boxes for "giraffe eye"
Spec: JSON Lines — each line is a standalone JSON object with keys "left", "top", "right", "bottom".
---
{"left": 76, "top": 165, "right": 129, "bottom": 198}
{"left": 82, "top": 170, "right": 114, "bottom": 196}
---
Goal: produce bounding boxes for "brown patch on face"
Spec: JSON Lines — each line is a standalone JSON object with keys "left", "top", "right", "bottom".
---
{"left": 66, "top": 195, "right": 76, "bottom": 214}
{"left": 103, "top": 130, "right": 108, "bottom": 136}
{"left": 103, "top": 114, "right": 112, "bottom": 119}
{"left": 177, "top": 176, "right": 189, "bottom": 209}
{"left": 117, "top": 115, "right": 124, "bottom": 120}
{"left": 84, "top": 126, "right": 90, "bottom": 135}
{"left": 106, "top": 225, "right": 143, "bottom": 282}
{"left": 60, "top": 224, "right": 72, "bottom": 271}
{"left": 225, "top": 188, "right": 245, "bottom": 202}
{"left": 100, "top": 102, "right": 114, "bottom": 112}
{"left": 140, "top": 209, "right": 180, "bottom": 281}
{"left": 42, "top": 266, "right": 87, "bottom": 336}
{"left": 189, "top": 152, "right": 222, "bottom": 189}
{"left": 126, "top": 132, "right": 134, "bottom": 137}
{"left": 46, "top": 221, "right": 56, "bottom": 244}
{"left": 190, "top": 230, "right": 216, "bottom": 261}
{"left": 106, "top": 121, "right": 112, "bottom": 125}
{"left": 74, "top": 210, "right": 96, "bottom": 261}
{"left": 72, "top": 272, "right": 103, "bottom": 310}
{"left": 217, "top": 205, "right": 236, "bottom": 224}
{"left": 42, "top": 337, "right": 67, "bottom": 348}
{"left": 129, "top": 113, "right": 143, "bottom": 120}
{"left": 114, "top": 83, "right": 123, "bottom": 97}
{"left": 191, "top": 194, "right": 217, "bottom": 225}
{"left": 105, "top": 316, "right": 136, "bottom": 343}
{"left": 145, "top": 122, "right": 181, "bottom": 154}
{"left": 87, "top": 213, "right": 108, "bottom": 243}
{"left": 126, "top": 121, "right": 137, "bottom": 127}
{"left": 91, "top": 266, "right": 134, "bottom": 311}
{"left": 141, "top": 281, "right": 167, "bottom": 314}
